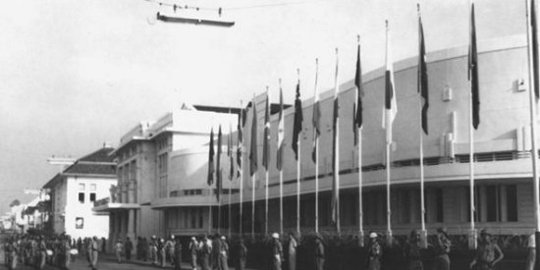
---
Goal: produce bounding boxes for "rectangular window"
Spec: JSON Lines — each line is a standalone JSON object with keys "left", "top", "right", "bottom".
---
{"left": 78, "top": 193, "right": 85, "bottom": 203}
{"left": 506, "top": 185, "right": 518, "bottom": 222}
{"left": 78, "top": 183, "right": 85, "bottom": 191}
{"left": 90, "top": 193, "right": 96, "bottom": 202}
{"left": 90, "top": 184, "right": 96, "bottom": 191}
{"left": 475, "top": 184, "right": 518, "bottom": 222}
{"left": 75, "top": 217, "right": 84, "bottom": 229}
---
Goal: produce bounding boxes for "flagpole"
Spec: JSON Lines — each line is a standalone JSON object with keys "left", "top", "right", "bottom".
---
{"left": 279, "top": 78, "right": 284, "bottom": 236}
{"left": 265, "top": 86, "right": 270, "bottom": 236}
{"left": 296, "top": 68, "right": 302, "bottom": 235}
{"left": 252, "top": 173, "right": 256, "bottom": 239}
{"left": 385, "top": 19, "right": 393, "bottom": 246}
{"left": 468, "top": 0, "right": 477, "bottom": 250}
{"left": 239, "top": 100, "right": 244, "bottom": 236}
{"left": 209, "top": 188, "right": 213, "bottom": 234}
{"left": 356, "top": 35, "right": 364, "bottom": 245}
{"left": 229, "top": 124, "right": 232, "bottom": 239}
{"left": 314, "top": 58, "right": 320, "bottom": 234}
{"left": 417, "top": 4, "right": 428, "bottom": 249}
{"left": 525, "top": 0, "right": 540, "bottom": 264}
{"left": 333, "top": 48, "right": 341, "bottom": 235}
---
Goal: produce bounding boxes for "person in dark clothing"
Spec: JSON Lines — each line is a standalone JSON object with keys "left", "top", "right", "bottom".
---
{"left": 271, "top": 233, "right": 283, "bottom": 270}
{"left": 174, "top": 238, "right": 182, "bottom": 270}
{"left": 211, "top": 234, "right": 221, "bottom": 270}
{"left": 125, "top": 237, "right": 133, "bottom": 261}
{"left": 469, "top": 229, "right": 503, "bottom": 270}
{"left": 236, "top": 238, "right": 248, "bottom": 270}
{"left": 433, "top": 228, "right": 451, "bottom": 270}
{"left": 367, "top": 232, "right": 382, "bottom": 270}
{"left": 200, "top": 235, "right": 212, "bottom": 270}
{"left": 404, "top": 229, "right": 423, "bottom": 270}
{"left": 314, "top": 234, "right": 325, "bottom": 270}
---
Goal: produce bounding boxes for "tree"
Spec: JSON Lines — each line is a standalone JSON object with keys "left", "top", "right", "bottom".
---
{"left": 9, "top": 199, "right": 20, "bottom": 208}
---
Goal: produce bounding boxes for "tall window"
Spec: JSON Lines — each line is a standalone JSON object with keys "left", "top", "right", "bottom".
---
{"left": 158, "top": 153, "right": 168, "bottom": 198}
{"left": 78, "top": 193, "right": 85, "bottom": 203}
{"left": 477, "top": 184, "right": 518, "bottom": 222}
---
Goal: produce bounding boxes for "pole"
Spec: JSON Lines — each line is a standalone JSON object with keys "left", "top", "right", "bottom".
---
{"left": 468, "top": 81, "right": 476, "bottom": 249}
{"left": 358, "top": 111, "right": 364, "bottom": 244}
{"left": 228, "top": 178, "right": 232, "bottom": 238}
{"left": 265, "top": 169, "right": 269, "bottom": 235}
{"left": 419, "top": 102, "right": 427, "bottom": 248}
{"left": 333, "top": 48, "right": 341, "bottom": 235}
{"left": 315, "top": 138, "right": 319, "bottom": 233}
{"left": 525, "top": 0, "right": 540, "bottom": 267}
{"left": 386, "top": 142, "right": 392, "bottom": 245}
{"left": 252, "top": 173, "right": 256, "bottom": 239}
{"left": 239, "top": 100, "right": 244, "bottom": 236}
{"left": 209, "top": 188, "right": 213, "bottom": 234}
{"left": 297, "top": 140, "right": 301, "bottom": 234}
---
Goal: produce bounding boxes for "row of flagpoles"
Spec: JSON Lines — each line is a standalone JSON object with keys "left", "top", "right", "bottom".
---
{"left": 205, "top": 0, "right": 540, "bottom": 251}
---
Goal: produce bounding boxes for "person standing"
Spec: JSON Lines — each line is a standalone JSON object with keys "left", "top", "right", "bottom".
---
{"left": 404, "top": 230, "right": 423, "bottom": 270}
{"left": 218, "top": 236, "right": 229, "bottom": 270}
{"left": 189, "top": 237, "right": 199, "bottom": 270}
{"left": 314, "top": 234, "right": 324, "bottom": 270}
{"left": 433, "top": 228, "right": 451, "bottom": 270}
{"left": 6, "top": 238, "right": 18, "bottom": 270}
{"left": 166, "top": 235, "right": 176, "bottom": 266}
{"left": 469, "top": 229, "right": 504, "bottom": 270}
{"left": 150, "top": 236, "right": 158, "bottom": 265}
{"left": 159, "top": 238, "right": 167, "bottom": 268}
{"left": 38, "top": 236, "right": 47, "bottom": 270}
{"left": 200, "top": 235, "right": 212, "bottom": 270}
{"left": 236, "top": 238, "right": 247, "bottom": 270}
{"left": 271, "top": 233, "right": 283, "bottom": 270}
{"left": 125, "top": 237, "right": 133, "bottom": 261}
{"left": 63, "top": 236, "right": 72, "bottom": 270}
{"left": 174, "top": 236, "right": 182, "bottom": 270}
{"left": 90, "top": 236, "right": 99, "bottom": 270}
{"left": 526, "top": 233, "right": 535, "bottom": 270}
{"left": 115, "top": 240, "right": 124, "bottom": 263}
{"left": 367, "top": 232, "right": 382, "bottom": 270}
{"left": 287, "top": 233, "right": 297, "bottom": 270}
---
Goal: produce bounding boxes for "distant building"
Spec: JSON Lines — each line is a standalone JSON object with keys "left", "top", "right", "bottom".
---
{"left": 93, "top": 106, "right": 236, "bottom": 245}
{"left": 44, "top": 146, "right": 116, "bottom": 239}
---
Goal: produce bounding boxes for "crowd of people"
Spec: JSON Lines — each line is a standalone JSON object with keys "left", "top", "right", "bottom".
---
{"left": 3, "top": 228, "right": 534, "bottom": 270}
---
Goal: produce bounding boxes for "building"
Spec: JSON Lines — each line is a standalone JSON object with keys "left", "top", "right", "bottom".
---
{"left": 44, "top": 146, "right": 116, "bottom": 239}
{"left": 93, "top": 106, "right": 237, "bottom": 247}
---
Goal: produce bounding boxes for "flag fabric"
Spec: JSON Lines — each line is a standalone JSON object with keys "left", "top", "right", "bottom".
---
{"left": 312, "top": 62, "right": 321, "bottom": 163}
{"left": 277, "top": 87, "right": 285, "bottom": 170}
{"left": 207, "top": 128, "right": 215, "bottom": 185}
{"left": 531, "top": 0, "right": 540, "bottom": 101}
{"left": 236, "top": 110, "right": 243, "bottom": 177}
{"left": 469, "top": 2, "right": 480, "bottom": 129}
{"left": 216, "top": 126, "right": 223, "bottom": 201}
{"left": 353, "top": 38, "right": 364, "bottom": 145}
{"left": 418, "top": 6, "right": 429, "bottom": 135}
{"left": 249, "top": 100, "right": 258, "bottom": 176}
{"left": 331, "top": 50, "right": 340, "bottom": 226}
{"left": 228, "top": 124, "right": 234, "bottom": 180}
{"left": 292, "top": 80, "right": 303, "bottom": 160}
{"left": 262, "top": 94, "right": 270, "bottom": 170}
{"left": 384, "top": 21, "right": 398, "bottom": 144}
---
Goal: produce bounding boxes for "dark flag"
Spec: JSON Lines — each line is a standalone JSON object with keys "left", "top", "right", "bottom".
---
{"left": 330, "top": 50, "right": 340, "bottom": 226}
{"left": 384, "top": 20, "right": 397, "bottom": 144}
{"left": 531, "top": 0, "right": 540, "bottom": 101}
{"left": 277, "top": 87, "right": 285, "bottom": 170}
{"left": 207, "top": 128, "right": 215, "bottom": 185}
{"left": 468, "top": 2, "right": 480, "bottom": 129}
{"left": 228, "top": 124, "right": 234, "bottom": 180}
{"left": 354, "top": 37, "right": 364, "bottom": 145}
{"left": 312, "top": 61, "right": 321, "bottom": 163}
{"left": 249, "top": 100, "right": 258, "bottom": 176}
{"left": 292, "top": 80, "right": 303, "bottom": 160}
{"left": 418, "top": 4, "right": 429, "bottom": 134}
{"left": 262, "top": 94, "right": 270, "bottom": 170}
{"left": 236, "top": 111, "right": 243, "bottom": 177}
{"left": 216, "top": 125, "right": 223, "bottom": 201}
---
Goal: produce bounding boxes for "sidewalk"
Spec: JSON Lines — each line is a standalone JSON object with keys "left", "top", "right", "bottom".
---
{"left": 100, "top": 253, "right": 255, "bottom": 270}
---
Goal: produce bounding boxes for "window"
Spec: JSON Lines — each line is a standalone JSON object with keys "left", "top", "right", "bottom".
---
{"left": 90, "top": 193, "right": 96, "bottom": 202}
{"left": 78, "top": 193, "right": 85, "bottom": 203}
{"left": 75, "top": 217, "right": 84, "bottom": 229}
{"left": 90, "top": 184, "right": 96, "bottom": 191}
{"left": 78, "top": 183, "right": 85, "bottom": 191}
{"left": 478, "top": 184, "right": 518, "bottom": 222}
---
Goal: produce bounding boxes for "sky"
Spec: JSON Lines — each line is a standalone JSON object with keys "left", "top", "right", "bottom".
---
{"left": 0, "top": 0, "right": 526, "bottom": 214}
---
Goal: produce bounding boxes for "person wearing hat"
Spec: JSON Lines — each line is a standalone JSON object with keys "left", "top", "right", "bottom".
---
{"left": 287, "top": 232, "right": 298, "bottom": 270}
{"left": 173, "top": 236, "right": 182, "bottom": 270}
{"left": 271, "top": 233, "right": 283, "bottom": 270}
{"left": 469, "top": 229, "right": 503, "bottom": 270}
{"left": 367, "top": 232, "right": 382, "bottom": 270}
{"left": 433, "top": 228, "right": 451, "bottom": 270}
{"left": 217, "top": 235, "right": 229, "bottom": 270}
{"left": 526, "top": 233, "right": 535, "bottom": 270}
{"left": 404, "top": 229, "right": 423, "bottom": 270}
{"left": 125, "top": 236, "right": 133, "bottom": 262}
{"left": 115, "top": 239, "right": 124, "bottom": 263}
{"left": 200, "top": 235, "right": 212, "bottom": 270}
{"left": 189, "top": 236, "right": 199, "bottom": 270}
{"left": 314, "top": 234, "right": 325, "bottom": 270}
{"left": 150, "top": 236, "right": 158, "bottom": 265}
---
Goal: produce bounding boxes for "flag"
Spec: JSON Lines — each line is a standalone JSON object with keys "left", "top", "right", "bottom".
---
{"left": 312, "top": 61, "right": 321, "bottom": 162}
{"left": 292, "top": 80, "right": 303, "bottom": 160}
{"left": 236, "top": 110, "right": 243, "bottom": 177}
{"left": 207, "top": 128, "right": 215, "bottom": 185}
{"left": 353, "top": 103, "right": 357, "bottom": 145}
{"left": 249, "top": 100, "right": 258, "bottom": 176}
{"left": 331, "top": 50, "right": 340, "bottom": 226}
{"left": 216, "top": 125, "right": 223, "bottom": 201}
{"left": 277, "top": 87, "right": 285, "bottom": 170}
{"left": 262, "top": 94, "right": 270, "bottom": 170}
{"left": 418, "top": 5, "right": 429, "bottom": 135}
{"left": 469, "top": 2, "right": 480, "bottom": 129}
{"left": 228, "top": 124, "right": 234, "bottom": 180}
{"left": 531, "top": 0, "right": 540, "bottom": 101}
{"left": 384, "top": 21, "right": 398, "bottom": 144}
{"left": 354, "top": 38, "right": 364, "bottom": 145}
